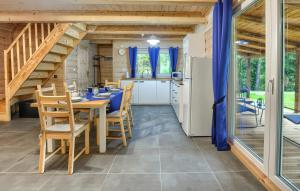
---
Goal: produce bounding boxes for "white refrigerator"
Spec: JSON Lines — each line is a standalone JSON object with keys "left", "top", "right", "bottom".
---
{"left": 182, "top": 56, "right": 213, "bottom": 136}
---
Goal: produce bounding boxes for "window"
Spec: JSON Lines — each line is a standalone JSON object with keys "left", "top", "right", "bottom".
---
{"left": 137, "top": 51, "right": 151, "bottom": 77}
{"left": 136, "top": 48, "right": 171, "bottom": 77}
{"left": 158, "top": 50, "right": 171, "bottom": 75}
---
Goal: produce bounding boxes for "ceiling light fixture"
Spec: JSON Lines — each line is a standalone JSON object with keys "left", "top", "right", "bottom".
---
{"left": 235, "top": 40, "right": 249, "bottom": 45}
{"left": 147, "top": 35, "right": 160, "bottom": 46}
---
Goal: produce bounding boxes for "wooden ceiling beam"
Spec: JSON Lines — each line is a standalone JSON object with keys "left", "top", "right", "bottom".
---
{"left": 87, "top": 25, "right": 194, "bottom": 35}
{"left": 85, "top": 34, "right": 184, "bottom": 40}
{"left": 0, "top": 0, "right": 217, "bottom": 8}
{"left": 0, "top": 11, "right": 207, "bottom": 24}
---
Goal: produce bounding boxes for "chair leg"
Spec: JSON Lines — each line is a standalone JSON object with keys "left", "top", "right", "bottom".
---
{"left": 38, "top": 133, "right": 46, "bottom": 174}
{"left": 120, "top": 120, "right": 127, "bottom": 146}
{"left": 85, "top": 125, "right": 90, "bottom": 154}
{"left": 68, "top": 137, "right": 75, "bottom": 175}
{"left": 106, "top": 121, "right": 109, "bottom": 136}
{"left": 126, "top": 113, "right": 132, "bottom": 138}
{"left": 129, "top": 106, "right": 134, "bottom": 127}
{"left": 61, "top": 139, "right": 66, "bottom": 154}
{"left": 96, "top": 119, "right": 99, "bottom": 145}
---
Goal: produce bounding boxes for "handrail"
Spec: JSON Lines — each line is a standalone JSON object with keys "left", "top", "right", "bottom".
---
{"left": 3, "top": 23, "right": 57, "bottom": 84}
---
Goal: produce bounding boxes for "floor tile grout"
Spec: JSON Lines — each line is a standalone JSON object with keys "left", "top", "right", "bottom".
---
{"left": 193, "top": 139, "right": 225, "bottom": 191}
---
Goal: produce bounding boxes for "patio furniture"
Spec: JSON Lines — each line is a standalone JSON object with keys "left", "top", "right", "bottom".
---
{"left": 35, "top": 90, "right": 90, "bottom": 175}
{"left": 105, "top": 79, "right": 121, "bottom": 88}
{"left": 237, "top": 103, "right": 258, "bottom": 128}
{"left": 284, "top": 114, "right": 300, "bottom": 124}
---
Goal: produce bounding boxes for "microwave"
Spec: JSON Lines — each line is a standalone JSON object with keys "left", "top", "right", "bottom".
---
{"left": 171, "top": 72, "right": 183, "bottom": 80}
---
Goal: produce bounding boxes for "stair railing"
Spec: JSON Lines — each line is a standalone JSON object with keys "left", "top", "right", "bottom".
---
{"left": 4, "top": 23, "right": 57, "bottom": 85}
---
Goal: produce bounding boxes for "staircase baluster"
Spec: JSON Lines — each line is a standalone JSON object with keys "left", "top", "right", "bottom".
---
{"left": 41, "top": 23, "right": 45, "bottom": 41}
{"left": 34, "top": 23, "right": 38, "bottom": 51}
{"left": 10, "top": 49, "right": 14, "bottom": 79}
{"left": 22, "top": 33, "right": 26, "bottom": 66}
{"left": 28, "top": 24, "right": 32, "bottom": 56}
{"left": 16, "top": 40, "right": 20, "bottom": 72}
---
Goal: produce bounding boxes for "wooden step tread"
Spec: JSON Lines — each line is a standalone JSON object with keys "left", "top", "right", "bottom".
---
{"left": 15, "top": 87, "right": 35, "bottom": 96}
{"left": 49, "top": 45, "right": 68, "bottom": 55}
{"left": 64, "top": 28, "right": 80, "bottom": 40}
{"left": 22, "top": 80, "right": 42, "bottom": 88}
{"left": 57, "top": 36, "right": 74, "bottom": 48}
{"left": 36, "top": 63, "right": 56, "bottom": 71}
{"left": 43, "top": 54, "right": 62, "bottom": 63}
{"left": 29, "top": 71, "right": 49, "bottom": 79}
{"left": 70, "top": 23, "right": 87, "bottom": 32}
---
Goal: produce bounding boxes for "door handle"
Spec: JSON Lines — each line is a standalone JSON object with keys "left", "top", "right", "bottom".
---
{"left": 267, "top": 78, "right": 274, "bottom": 95}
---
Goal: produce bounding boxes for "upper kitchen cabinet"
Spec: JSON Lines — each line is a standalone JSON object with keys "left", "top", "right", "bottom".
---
{"left": 183, "top": 33, "right": 204, "bottom": 57}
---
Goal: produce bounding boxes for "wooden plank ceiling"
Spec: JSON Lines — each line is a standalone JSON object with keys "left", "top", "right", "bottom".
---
{"left": 235, "top": 1, "right": 300, "bottom": 57}
{"left": 0, "top": 0, "right": 216, "bottom": 42}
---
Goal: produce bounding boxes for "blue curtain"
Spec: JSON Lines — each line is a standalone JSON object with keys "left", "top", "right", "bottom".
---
{"left": 211, "top": 0, "right": 232, "bottom": 151}
{"left": 129, "top": 47, "right": 137, "bottom": 78}
{"left": 148, "top": 47, "right": 160, "bottom": 78}
{"left": 169, "top": 47, "right": 179, "bottom": 72}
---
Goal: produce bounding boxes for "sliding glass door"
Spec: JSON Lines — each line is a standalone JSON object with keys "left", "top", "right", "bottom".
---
{"left": 277, "top": 1, "right": 300, "bottom": 189}
{"left": 233, "top": 0, "right": 266, "bottom": 161}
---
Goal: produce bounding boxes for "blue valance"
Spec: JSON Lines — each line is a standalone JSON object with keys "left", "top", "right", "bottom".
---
{"left": 128, "top": 47, "right": 137, "bottom": 78}
{"left": 169, "top": 47, "right": 179, "bottom": 72}
{"left": 211, "top": 0, "right": 232, "bottom": 151}
{"left": 148, "top": 47, "right": 160, "bottom": 78}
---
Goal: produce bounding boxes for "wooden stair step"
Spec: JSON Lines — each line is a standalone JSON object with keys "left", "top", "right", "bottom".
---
{"left": 70, "top": 23, "right": 87, "bottom": 32}
{"left": 49, "top": 45, "right": 68, "bottom": 55}
{"left": 36, "top": 63, "right": 56, "bottom": 71}
{"left": 64, "top": 28, "right": 80, "bottom": 40}
{"left": 15, "top": 87, "right": 35, "bottom": 96}
{"left": 22, "top": 80, "right": 42, "bottom": 88}
{"left": 57, "top": 35, "right": 74, "bottom": 48}
{"left": 29, "top": 71, "right": 49, "bottom": 79}
{"left": 43, "top": 54, "right": 62, "bottom": 63}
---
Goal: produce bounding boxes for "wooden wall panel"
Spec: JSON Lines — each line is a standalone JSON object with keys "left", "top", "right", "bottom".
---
{"left": 98, "top": 45, "right": 113, "bottom": 85}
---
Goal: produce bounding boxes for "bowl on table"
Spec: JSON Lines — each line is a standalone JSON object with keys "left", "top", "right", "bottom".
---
{"left": 98, "top": 92, "right": 111, "bottom": 97}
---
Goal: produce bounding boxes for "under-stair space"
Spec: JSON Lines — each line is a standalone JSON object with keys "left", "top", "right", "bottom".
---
{"left": 0, "top": 23, "right": 88, "bottom": 121}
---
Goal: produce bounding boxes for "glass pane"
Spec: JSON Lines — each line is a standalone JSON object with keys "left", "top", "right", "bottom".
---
{"left": 137, "top": 52, "right": 151, "bottom": 76}
{"left": 159, "top": 53, "right": 171, "bottom": 74}
{"left": 233, "top": 0, "right": 265, "bottom": 160}
{"left": 279, "top": 1, "right": 300, "bottom": 189}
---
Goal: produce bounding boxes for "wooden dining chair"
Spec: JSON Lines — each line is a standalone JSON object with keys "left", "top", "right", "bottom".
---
{"left": 105, "top": 80, "right": 121, "bottom": 89}
{"left": 36, "top": 90, "right": 90, "bottom": 175}
{"left": 126, "top": 82, "right": 134, "bottom": 127}
{"left": 96, "top": 86, "right": 132, "bottom": 146}
{"left": 37, "top": 83, "right": 57, "bottom": 96}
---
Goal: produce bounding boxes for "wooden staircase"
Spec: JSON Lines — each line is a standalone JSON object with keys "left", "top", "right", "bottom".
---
{"left": 0, "top": 23, "right": 87, "bottom": 121}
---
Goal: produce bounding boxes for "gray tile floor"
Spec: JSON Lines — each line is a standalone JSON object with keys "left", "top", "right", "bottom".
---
{"left": 0, "top": 106, "right": 266, "bottom": 191}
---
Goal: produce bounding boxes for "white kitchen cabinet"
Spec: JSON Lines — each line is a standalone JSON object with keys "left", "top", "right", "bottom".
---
{"left": 171, "top": 81, "right": 183, "bottom": 123}
{"left": 138, "top": 80, "right": 157, "bottom": 104}
{"left": 156, "top": 80, "right": 170, "bottom": 104}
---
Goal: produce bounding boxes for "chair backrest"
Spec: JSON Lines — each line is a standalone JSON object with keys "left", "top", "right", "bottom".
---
{"left": 37, "top": 83, "right": 57, "bottom": 96}
{"left": 35, "top": 90, "right": 75, "bottom": 132}
{"left": 117, "top": 85, "right": 128, "bottom": 115}
{"left": 123, "top": 86, "right": 132, "bottom": 112}
{"left": 127, "top": 82, "right": 134, "bottom": 104}
{"left": 64, "top": 81, "right": 77, "bottom": 93}
{"left": 105, "top": 80, "right": 121, "bottom": 88}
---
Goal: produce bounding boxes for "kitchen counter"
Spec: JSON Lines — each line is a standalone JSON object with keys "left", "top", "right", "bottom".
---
{"left": 122, "top": 78, "right": 171, "bottom": 81}
{"left": 171, "top": 80, "right": 183, "bottom": 86}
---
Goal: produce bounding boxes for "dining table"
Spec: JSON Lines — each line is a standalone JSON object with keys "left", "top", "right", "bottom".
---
{"left": 31, "top": 88, "right": 123, "bottom": 153}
